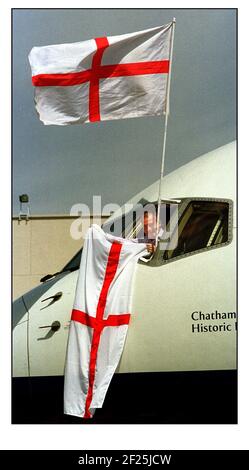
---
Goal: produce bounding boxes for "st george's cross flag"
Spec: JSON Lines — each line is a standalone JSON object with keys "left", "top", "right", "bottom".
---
{"left": 64, "top": 224, "right": 147, "bottom": 418}
{"left": 28, "top": 23, "right": 173, "bottom": 125}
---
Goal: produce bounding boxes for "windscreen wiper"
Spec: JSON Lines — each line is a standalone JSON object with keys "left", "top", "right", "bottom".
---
{"left": 40, "top": 272, "right": 62, "bottom": 282}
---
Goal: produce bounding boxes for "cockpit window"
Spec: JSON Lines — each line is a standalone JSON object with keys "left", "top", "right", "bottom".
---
{"left": 61, "top": 248, "right": 82, "bottom": 272}
{"left": 60, "top": 199, "right": 231, "bottom": 272}
{"left": 102, "top": 201, "right": 173, "bottom": 240}
{"left": 163, "top": 200, "right": 230, "bottom": 261}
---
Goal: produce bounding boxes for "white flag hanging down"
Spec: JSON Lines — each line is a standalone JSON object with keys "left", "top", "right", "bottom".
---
{"left": 28, "top": 23, "right": 173, "bottom": 125}
{"left": 64, "top": 224, "right": 147, "bottom": 419}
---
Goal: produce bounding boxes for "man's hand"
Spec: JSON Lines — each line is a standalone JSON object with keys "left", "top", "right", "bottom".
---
{"left": 146, "top": 243, "right": 155, "bottom": 254}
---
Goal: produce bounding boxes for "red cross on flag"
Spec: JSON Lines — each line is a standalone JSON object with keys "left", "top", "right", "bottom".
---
{"left": 28, "top": 23, "right": 173, "bottom": 125}
{"left": 64, "top": 224, "right": 147, "bottom": 418}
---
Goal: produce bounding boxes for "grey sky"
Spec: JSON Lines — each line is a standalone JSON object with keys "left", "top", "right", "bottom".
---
{"left": 13, "top": 8, "right": 236, "bottom": 215}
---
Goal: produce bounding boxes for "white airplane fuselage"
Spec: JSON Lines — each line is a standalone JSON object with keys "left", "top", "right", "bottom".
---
{"left": 13, "top": 142, "right": 236, "bottom": 379}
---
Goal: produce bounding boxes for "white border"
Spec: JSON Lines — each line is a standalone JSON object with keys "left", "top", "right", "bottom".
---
{"left": 2, "top": 0, "right": 248, "bottom": 452}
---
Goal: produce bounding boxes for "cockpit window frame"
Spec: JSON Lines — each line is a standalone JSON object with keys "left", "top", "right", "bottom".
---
{"left": 146, "top": 197, "right": 233, "bottom": 267}
{"left": 61, "top": 197, "right": 233, "bottom": 273}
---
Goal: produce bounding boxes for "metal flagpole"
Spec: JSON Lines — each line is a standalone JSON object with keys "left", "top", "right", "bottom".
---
{"left": 156, "top": 18, "right": 176, "bottom": 245}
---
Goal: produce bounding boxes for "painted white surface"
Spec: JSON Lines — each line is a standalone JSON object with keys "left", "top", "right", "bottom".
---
{"left": 13, "top": 142, "right": 236, "bottom": 376}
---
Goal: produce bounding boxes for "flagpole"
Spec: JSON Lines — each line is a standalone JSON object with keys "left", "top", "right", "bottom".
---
{"left": 156, "top": 18, "right": 176, "bottom": 245}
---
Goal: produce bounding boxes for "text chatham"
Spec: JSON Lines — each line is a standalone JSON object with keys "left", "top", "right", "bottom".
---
{"left": 191, "top": 310, "right": 236, "bottom": 321}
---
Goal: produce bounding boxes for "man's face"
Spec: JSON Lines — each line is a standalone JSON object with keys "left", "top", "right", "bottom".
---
{"left": 143, "top": 212, "right": 157, "bottom": 238}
